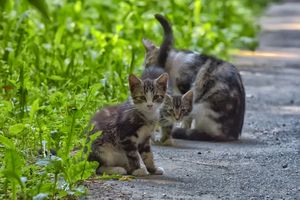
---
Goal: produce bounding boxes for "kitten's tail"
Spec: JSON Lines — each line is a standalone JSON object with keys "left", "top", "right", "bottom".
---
{"left": 172, "top": 128, "right": 237, "bottom": 142}
{"left": 155, "top": 14, "right": 173, "bottom": 67}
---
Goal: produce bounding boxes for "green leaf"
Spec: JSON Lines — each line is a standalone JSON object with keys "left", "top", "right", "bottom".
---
{"left": 27, "top": 0, "right": 50, "bottom": 20}
{"left": 0, "top": 100, "right": 13, "bottom": 112}
{"left": 30, "top": 98, "right": 40, "bottom": 122}
{"left": 1, "top": 170, "right": 23, "bottom": 186}
{"left": 0, "top": 135, "right": 15, "bottom": 149}
{"left": 9, "top": 123, "right": 25, "bottom": 135}
{"left": 48, "top": 75, "right": 65, "bottom": 81}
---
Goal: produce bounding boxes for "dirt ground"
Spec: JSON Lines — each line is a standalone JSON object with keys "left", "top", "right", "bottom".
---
{"left": 85, "top": 1, "right": 300, "bottom": 199}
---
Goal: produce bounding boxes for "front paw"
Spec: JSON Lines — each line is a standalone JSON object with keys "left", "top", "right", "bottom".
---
{"left": 161, "top": 138, "right": 174, "bottom": 146}
{"left": 132, "top": 167, "right": 149, "bottom": 176}
{"left": 152, "top": 167, "right": 164, "bottom": 175}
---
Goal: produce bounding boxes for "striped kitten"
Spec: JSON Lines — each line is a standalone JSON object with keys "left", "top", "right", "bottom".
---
{"left": 159, "top": 90, "right": 193, "bottom": 145}
{"left": 88, "top": 17, "right": 172, "bottom": 175}
{"left": 88, "top": 72, "right": 168, "bottom": 176}
{"left": 143, "top": 14, "right": 245, "bottom": 141}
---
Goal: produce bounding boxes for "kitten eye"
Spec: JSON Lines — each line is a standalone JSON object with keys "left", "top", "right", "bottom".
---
{"left": 134, "top": 96, "right": 146, "bottom": 102}
{"left": 153, "top": 95, "right": 163, "bottom": 101}
{"left": 181, "top": 108, "right": 190, "bottom": 114}
{"left": 168, "top": 109, "right": 174, "bottom": 113}
{"left": 139, "top": 96, "right": 147, "bottom": 101}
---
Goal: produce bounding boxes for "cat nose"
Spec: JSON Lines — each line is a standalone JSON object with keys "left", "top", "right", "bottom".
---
{"left": 147, "top": 104, "right": 153, "bottom": 108}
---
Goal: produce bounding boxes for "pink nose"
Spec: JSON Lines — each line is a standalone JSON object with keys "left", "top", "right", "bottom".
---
{"left": 147, "top": 104, "right": 153, "bottom": 108}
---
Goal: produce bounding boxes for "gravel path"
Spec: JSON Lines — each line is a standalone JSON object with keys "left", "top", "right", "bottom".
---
{"left": 86, "top": 1, "right": 300, "bottom": 199}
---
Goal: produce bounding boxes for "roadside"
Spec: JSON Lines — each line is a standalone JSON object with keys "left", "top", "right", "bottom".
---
{"left": 86, "top": 1, "right": 300, "bottom": 199}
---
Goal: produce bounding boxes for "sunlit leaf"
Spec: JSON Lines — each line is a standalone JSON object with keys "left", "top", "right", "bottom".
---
{"left": 27, "top": 0, "right": 50, "bottom": 20}
{"left": 0, "top": 135, "right": 15, "bottom": 149}
{"left": 9, "top": 124, "right": 25, "bottom": 135}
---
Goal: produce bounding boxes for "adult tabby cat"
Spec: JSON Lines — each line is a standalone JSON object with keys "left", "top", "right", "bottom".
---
{"left": 143, "top": 14, "right": 245, "bottom": 141}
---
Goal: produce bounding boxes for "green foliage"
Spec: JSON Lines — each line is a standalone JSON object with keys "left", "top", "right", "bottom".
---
{"left": 0, "top": 0, "right": 271, "bottom": 198}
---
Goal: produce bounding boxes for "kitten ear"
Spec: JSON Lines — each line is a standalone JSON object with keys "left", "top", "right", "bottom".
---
{"left": 142, "top": 38, "right": 156, "bottom": 51}
{"left": 155, "top": 73, "right": 169, "bottom": 93}
{"left": 182, "top": 90, "right": 193, "bottom": 103}
{"left": 155, "top": 73, "right": 169, "bottom": 86}
{"left": 128, "top": 74, "right": 142, "bottom": 92}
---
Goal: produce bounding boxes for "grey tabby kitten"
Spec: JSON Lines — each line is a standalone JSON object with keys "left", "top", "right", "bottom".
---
{"left": 88, "top": 72, "right": 168, "bottom": 176}
{"left": 88, "top": 19, "right": 173, "bottom": 175}
{"left": 143, "top": 14, "right": 245, "bottom": 141}
{"left": 159, "top": 90, "right": 193, "bottom": 145}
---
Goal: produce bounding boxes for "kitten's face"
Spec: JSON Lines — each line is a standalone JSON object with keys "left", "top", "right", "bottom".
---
{"left": 160, "top": 90, "right": 193, "bottom": 124}
{"left": 128, "top": 73, "right": 168, "bottom": 113}
{"left": 142, "top": 39, "right": 159, "bottom": 67}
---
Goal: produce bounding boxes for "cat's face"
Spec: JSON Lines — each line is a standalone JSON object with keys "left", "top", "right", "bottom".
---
{"left": 160, "top": 90, "right": 193, "bottom": 124}
{"left": 142, "top": 39, "right": 159, "bottom": 67}
{"left": 128, "top": 73, "right": 168, "bottom": 113}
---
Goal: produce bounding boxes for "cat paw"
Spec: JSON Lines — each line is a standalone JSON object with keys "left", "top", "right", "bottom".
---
{"left": 132, "top": 168, "right": 149, "bottom": 176}
{"left": 161, "top": 138, "right": 174, "bottom": 146}
{"left": 152, "top": 167, "right": 164, "bottom": 175}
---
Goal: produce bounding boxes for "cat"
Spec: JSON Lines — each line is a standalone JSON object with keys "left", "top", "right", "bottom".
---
{"left": 142, "top": 14, "right": 245, "bottom": 141}
{"left": 158, "top": 90, "right": 194, "bottom": 145}
{"left": 88, "top": 16, "right": 172, "bottom": 175}
{"left": 88, "top": 72, "right": 168, "bottom": 176}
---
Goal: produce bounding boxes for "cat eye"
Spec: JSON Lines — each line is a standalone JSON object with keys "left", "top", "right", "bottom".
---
{"left": 134, "top": 96, "right": 147, "bottom": 102}
{"left": 168, "top": 109, "right": 174, "bottom": 113}
{"left": 181, "top": 108, "right": 190, "bottom": 114}
{"left": 153, "top": 95, "right": 163, "bottom": 101}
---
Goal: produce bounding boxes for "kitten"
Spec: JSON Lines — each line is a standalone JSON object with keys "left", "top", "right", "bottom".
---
{"left": 88, "top": 72, "right": 168, "bottom": 176}
{"left": 88, "top": 17, "right": 172, "bottom": 175}
{"left": 159, "top": 90, "right": 193, "bottom": 145}
{"left": 143, "top": 14, "right": 245, "bottom": 141}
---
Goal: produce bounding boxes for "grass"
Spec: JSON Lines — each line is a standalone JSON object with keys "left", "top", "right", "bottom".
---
{"left": 0, "top": 0, "right": 273, "bottom": 199}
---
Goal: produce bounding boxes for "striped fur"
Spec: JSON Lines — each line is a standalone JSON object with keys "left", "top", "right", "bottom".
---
{"left": 143, "top": 14, "right": 245, "bottom": 141}
{"left": 89, "top": 73, "right": 168, "bottom": 176}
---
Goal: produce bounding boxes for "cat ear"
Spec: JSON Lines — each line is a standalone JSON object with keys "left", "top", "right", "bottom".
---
{"left": 142, "top": 38, "right": 156, "bottom": 51}
{"left": 182, "top": 90, "right": 193, "bottom": 103}
{"left": 155, "top": 73, "right": 169, "bottom": 90}
{"left": 128, "top": 74, "right": 142, "bottom": 92}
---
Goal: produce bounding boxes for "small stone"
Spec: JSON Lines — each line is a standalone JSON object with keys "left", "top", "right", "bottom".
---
{"left": 197, "top": 152, "right": 202, "bottom": 155}
{"left": 282, "top": 164, "right": 288, "bottom": 169}
{"left": 282, "top": 123, "right": 286, "bottom": 127}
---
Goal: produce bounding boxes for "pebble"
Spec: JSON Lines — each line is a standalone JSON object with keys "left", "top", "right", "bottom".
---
{"left": 282, "top": 164, "right": 288, "bottom": 169}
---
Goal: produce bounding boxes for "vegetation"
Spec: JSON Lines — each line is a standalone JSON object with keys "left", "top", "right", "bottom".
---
{"left": 0, "top": 0, "right": 272, "bottom": 199}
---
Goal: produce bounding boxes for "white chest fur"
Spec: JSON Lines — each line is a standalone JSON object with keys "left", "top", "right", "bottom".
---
{"left": 192, "top": 103, "right": 222, "bottom": 136}
{"left": 135, "top": 124, "right": 155, "bottom": 145}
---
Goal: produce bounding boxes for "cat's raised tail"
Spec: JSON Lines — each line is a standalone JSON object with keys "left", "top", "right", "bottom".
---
{"left": 154, "top": 14, "right": 173, "bottom": 67}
